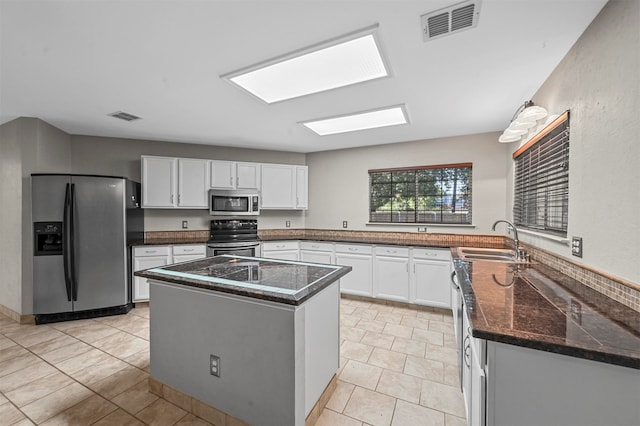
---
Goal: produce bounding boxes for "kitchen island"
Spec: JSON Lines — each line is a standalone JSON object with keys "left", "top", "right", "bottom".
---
{"left": 135, "top": 255, "right": 351, "bottom": 426}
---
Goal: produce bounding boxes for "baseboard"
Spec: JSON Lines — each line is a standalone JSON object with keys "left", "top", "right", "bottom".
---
{"left": 0, "top": 304, "right": 34, "bottom": 324}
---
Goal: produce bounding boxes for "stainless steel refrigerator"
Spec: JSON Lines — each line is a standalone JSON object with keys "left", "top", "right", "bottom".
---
{"left": 32, "top": 174, "right": 144, "bottom": 324}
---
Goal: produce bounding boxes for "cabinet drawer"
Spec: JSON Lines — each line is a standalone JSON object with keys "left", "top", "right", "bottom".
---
{"left": 335, "top": 244, "right": 372, "bottom": 255}
{"left": 375, "top": 246, "right": 410, "bottom": 257}
{"left": 172, "top": 244, "right": 206, "bottom": 255}
{"left": 134, "top": 246, "right": 171, "bottom": 257}
{"left": 299, "top": 241, "right": 333, "bottom": 252}
{"left": 412, "top": 247, "right": 451, "bottom": 261}
{"left": 262, "top": 241, "right": 298, "bottom": 251}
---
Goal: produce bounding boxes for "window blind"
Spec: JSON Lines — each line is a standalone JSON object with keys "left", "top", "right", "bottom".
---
{"left": 513, "top": 111, "right": 570, "bottom": 236}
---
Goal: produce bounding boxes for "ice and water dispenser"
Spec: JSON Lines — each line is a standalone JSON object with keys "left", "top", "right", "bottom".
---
{"left": 33, "top": 222, "right": 63, "bottom": 256}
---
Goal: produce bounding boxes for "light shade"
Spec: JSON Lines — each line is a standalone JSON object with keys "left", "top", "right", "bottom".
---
{"left": 515, "top": 105, "right": 548, "bottom": 123}
{"left": 301, "top": 105, "right": 408, "bottom": 136}
{"left": 222, "top": 26, "right": 389, "bottom": 103}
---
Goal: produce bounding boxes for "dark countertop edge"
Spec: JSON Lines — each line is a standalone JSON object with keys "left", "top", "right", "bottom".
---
{"left": 135, "top": 264, "right": 352, "bottom": 306}
{"left": 474, "top": 329, "right": 640, "bottom": 370}
{"left": 452, "top": 259, "right": 640, "bottom": 370}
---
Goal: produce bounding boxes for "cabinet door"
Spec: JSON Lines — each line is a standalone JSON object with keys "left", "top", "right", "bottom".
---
{"left": 210, "top": 160, "right": 235, "bottom": 189}
{"left": 178, "top": 159, "right": 209, "bottom": 208}
{"left": 261, "top": 164, "right": 295, "bottom": 209}
{"left": 413, "top": 259, "right": 452, "bottom": 309}
{"left": 295, "top": 166, "right": 308, "bottom": 209}
{"left": 375, "top": 256, "right": 410, "bottom": 302}
{"left": 236, "top": 162, "right": 260, "bottom": 190}
{"left": 142, "top": 156, "right": 176, "bottom": 207}
{"left": 335, "top": 253, "right": 372, "bottom": 297}
{"left": 133, "top": 255, "right": 171, "bottom": 302}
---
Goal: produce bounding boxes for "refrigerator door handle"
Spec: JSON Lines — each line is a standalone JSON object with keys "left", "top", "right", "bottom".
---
{"left": 69, "top": 183, "right": 78, "bottom": 301}
{"left": 62, "top": 183, "right": 73, "bottom": 301}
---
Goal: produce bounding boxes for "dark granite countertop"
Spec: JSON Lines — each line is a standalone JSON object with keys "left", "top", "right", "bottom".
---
{"left": 452, "top": 257, "right": 640, "bottom": 369}
{"left": 135, "top": 255, "right": 351, "bottom": 306}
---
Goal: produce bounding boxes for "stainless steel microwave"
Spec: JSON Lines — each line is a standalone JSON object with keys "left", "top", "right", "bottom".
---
{"left": 209, "top": 190, "right": 260, "bottom": 216}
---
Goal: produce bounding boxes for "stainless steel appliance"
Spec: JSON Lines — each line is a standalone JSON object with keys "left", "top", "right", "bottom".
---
{"left": 32, "top": 174, "right": 144, "bottom": 324}
{"left": 207, "top": 219, "right": 260, "bottom": 257}
{"left": 209, "top": 189, "right": 260, "bottom": 216}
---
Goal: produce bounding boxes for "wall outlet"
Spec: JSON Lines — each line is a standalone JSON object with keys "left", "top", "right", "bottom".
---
{"left": 182, "top": 220, "right": 188, "bottom": 229}
{"left": 210, "top": 354, "right": 220, "bottom": 377}
{"left": 417, "top": 227, "right": 428, "bottom": 232}
{"left": 285, "top": 220, "right": 291, "bottom": 228}
{"left": 571, "top": 236, "right": 583, "bottom": 257}
{"left": 342, "top": 220, "right": 348, "bottom": 228}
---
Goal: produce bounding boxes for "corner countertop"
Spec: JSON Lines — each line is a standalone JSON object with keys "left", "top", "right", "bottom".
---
{"left": 135, "top": 255, "right": 352, "bottom": 306}
{"left": 452, "top": 257, "right": 640, "bottom": 369}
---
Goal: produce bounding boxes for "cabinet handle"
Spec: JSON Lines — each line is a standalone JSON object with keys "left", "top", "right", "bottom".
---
{"left": 276, "top": 245, "right": 285, "bottom": 248}
{"left": 386, "top": 250, "right": 397, "bottom": 254}
{"left": 230, "top": 177, "right": 233, "bottom": 185}
{"left": 170, "top": 194, "right": 174, "bottom": 204}
{"left": 178, "top": 194, "right": 181, "bottom": 204}
{"left": 451, "top": 271, "right": 457, "bottom": 286}
{"left": 348, "top": 248, "right": 358, "bottom": 252}
{"left": 463, "top": 335, "right": 471, "bottom": 367}
{"left": 183, "top": 249, "right": 194, "bottom": 252}
{"left": 311, "top": 245, "right": 319, "bottom": 248}
{"left": 413, "top": 264, "right": 416, "bottom": 273}
{"left": 145, "top": 250, "right": 156, "bottom": 254}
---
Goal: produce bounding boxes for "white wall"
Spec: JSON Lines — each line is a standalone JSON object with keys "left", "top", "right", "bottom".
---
{"left": 70, "top": 135, "right": 307, "bottom": 230}
{"left": 507, "top": 0, "right": 639, "bottom": 284}
{"left": 306, "top": 132, "right": 509, "bottom": 234}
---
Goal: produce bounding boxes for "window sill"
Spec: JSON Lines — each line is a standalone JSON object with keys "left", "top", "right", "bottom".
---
{"left": 518, "top": 228, "right": 570, "bottom": 244}
{"left": 366, "top": 222, "right": 476, "bottom": 228}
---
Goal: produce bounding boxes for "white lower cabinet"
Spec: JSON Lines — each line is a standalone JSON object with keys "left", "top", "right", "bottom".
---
{"left": 335, "top": 244, "right": 373, "bottom": 297}
{"left": 133, "top": 246, "right": 172, "bottom": 302}
{"left": 300, "top": 241, "right": 334, "bottom": 264}
{"left": 172, "top": 244, "right": 206, "bottom": 263}
{"left": 374, "top": 246, "right": 410, "bottom": 302}
{"left": 133, "top": 244, "right": 206, "bottom": 302}
{"left": 411, "top": 248, "right": 452, "bottom": 309}
{"left": 262, "top": 240, "right": 299, "bottom": 261}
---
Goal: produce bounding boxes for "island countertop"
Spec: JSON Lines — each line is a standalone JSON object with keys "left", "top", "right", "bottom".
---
{"left": 452, "top": 258, "right": 640, "bottom": 369}
{"left": 135, "top": 255, "right": 352, "bottom": 305}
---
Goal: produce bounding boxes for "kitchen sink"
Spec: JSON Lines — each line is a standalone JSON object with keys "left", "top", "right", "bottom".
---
{"left": 455, "top": 247, "right": 518, "bottom": 262}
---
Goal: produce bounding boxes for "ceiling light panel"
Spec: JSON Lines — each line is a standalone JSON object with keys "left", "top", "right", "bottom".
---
{"left": 301, "top": 105, "right": 408, "bottom": 136}
{"left": 223, "top": 26, "right": 389, "bottom": 103}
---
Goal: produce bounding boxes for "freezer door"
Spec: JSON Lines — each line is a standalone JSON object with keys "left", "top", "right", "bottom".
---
{"left": 32, "top": 175, "right": 73, "bottom": 314}
{"left": 71, "top": 176, "right": 129, "bottom": 311}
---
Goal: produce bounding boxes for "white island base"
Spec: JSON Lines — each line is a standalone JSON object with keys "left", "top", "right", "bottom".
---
{"left": 148, "top": 279, "right": 340, "bottom": 426}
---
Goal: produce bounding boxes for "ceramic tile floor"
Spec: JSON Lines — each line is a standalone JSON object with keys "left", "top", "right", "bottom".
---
{"left": 0, "top": 299, "right": 466, "bottom": 425}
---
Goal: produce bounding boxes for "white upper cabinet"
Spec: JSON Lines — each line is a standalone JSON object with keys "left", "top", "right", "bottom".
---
{"left": 142, "top": 156, "right": 176, "bottom": 208}
{"left": 237, "top": 162, "right": 260, "bottom": 189}
{"left": 210, "top": 160, "right": 235, "bottom": 189}
{"left": 142, "top": 155, "right": 208, "bottom": 209}
{"left": 295, "top": 166, "right": 308, "bottom": 209}
{"left": 261, "top": 164, "right": 308, "bottom": 210}
{"left": 210, "top": 161, "right": 260, "bottom": 190}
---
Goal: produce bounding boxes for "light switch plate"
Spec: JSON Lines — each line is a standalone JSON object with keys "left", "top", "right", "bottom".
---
{"left": 571, "top": 236, "right": 583, "bottom": 257}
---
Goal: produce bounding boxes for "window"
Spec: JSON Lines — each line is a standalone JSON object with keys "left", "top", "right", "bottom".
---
{"left": 369, "top": 163, "right": 472, "bottom": 224}
{"left": 513, "top": 111, "right": 570, "bottom": 237}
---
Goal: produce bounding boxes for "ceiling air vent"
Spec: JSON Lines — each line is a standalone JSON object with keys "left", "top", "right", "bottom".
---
{"left": 421, "top": 0, "right": 481, "bottom": 42}
{"left": 108, "top": 111, "right": 142, "bottom": 122}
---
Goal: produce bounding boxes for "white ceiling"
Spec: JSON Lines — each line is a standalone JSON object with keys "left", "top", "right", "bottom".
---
{"left": 0, "top": 0, "right": 607, "bottom": 153}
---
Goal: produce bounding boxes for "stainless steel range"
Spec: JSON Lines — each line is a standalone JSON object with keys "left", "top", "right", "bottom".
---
{"left": 207, "top": 219, "right": 261, "bottom": 257}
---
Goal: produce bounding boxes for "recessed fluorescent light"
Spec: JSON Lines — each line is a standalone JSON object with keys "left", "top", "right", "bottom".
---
{"left": 301, "top": 105, "right": 408, "bottom": 136}
{"left": 221, "top": 24, "right": 389, "bottom": 103}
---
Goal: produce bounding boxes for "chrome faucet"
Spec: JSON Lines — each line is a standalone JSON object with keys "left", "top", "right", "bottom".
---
{"left": 491, "top": 219, "right": 521, "bottom": 261}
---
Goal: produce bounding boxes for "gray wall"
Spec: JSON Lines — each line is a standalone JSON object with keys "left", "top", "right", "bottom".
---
{"left": 305, "top": 132, "right": 509, "bottom": 234}
{"left": 70, "top": 135, "right": 307, "bottom": 230}
{"left": 507, "top": 0, "right": 639, "bottom": 284}
{"left": 0, "top": 117, "right": 71, "bottom": 314}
